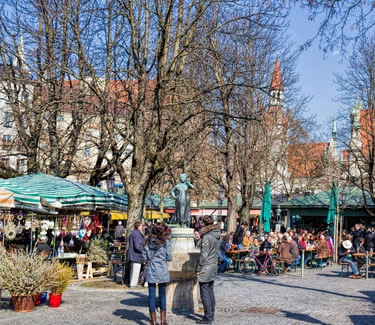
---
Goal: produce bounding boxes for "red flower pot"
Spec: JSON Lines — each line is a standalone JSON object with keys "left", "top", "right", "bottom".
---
{"left": 34, "top": 292, "right": 42, "bottom": 306}
{"left": 48, "top": 293, "right": 62, "bottom": 308}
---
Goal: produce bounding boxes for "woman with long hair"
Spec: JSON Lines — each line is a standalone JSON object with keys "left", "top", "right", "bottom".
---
{"left": 142, "top": 222, "right": 172, "bottom": 325}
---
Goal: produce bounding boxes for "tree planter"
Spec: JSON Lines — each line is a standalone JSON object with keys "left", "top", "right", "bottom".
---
{"left": 49, "top": 293, "right": 62, "bottom": 308}
{"left": 12, "top": 295, "right": 35, "bottom": 312}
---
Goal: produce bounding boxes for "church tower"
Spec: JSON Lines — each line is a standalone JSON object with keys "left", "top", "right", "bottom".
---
{"left": 329, "top": 118, "right": 338, "bottom": 159}
{"left": 269, "top": 57, "right": 284, "bottom": 110}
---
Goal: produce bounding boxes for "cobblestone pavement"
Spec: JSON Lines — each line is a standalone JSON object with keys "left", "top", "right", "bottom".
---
{"left": 1, "top": 264, "right": 375, "bottom": 325}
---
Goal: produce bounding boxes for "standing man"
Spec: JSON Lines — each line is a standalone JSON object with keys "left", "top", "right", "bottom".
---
{"left": 233, "top": 221, "right": 248, "bottom": 250}
{"left": 127, "top": 221, "right": 144, "bottom": 288}
{"left": 195, "top": 215, "right": 221, "bottom": 324}
{"left": 114, "top": 221, "right": 126, "bottom": 241}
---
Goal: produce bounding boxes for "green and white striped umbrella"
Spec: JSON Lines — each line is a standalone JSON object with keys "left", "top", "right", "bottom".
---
{"left": 0, "top": 173, "right": 128, "bottom": 212}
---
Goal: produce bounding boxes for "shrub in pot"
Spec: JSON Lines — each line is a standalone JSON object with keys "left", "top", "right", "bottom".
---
{"left": 0, "top": 250, "right": 58, "bottom": 312}
{"left": 48, "top": 262, "right": 74, "bottom": 308}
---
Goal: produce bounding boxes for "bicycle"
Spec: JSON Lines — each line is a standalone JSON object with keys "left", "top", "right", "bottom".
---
{"left": 238, "top": 249, "right": 284, "bottom": 276}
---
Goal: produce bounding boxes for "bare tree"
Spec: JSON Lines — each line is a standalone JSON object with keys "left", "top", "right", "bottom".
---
{"left": 0, "top": 0, "right": 96, "bottom": 177}
{"left": 334, "top": 34, "right": 375, "bottom": 216}
{"left": 292, "top": 1, "right": 375, "bottom": 54}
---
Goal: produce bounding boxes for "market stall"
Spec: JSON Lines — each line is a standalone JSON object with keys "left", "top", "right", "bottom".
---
{"left": 0, "top": 173, "right": 128, "bottom": 257}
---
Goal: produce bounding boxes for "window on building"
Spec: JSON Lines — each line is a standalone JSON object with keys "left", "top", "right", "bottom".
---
{"left": 17, "top": 159, "right": 27, "bottom": 174}
{"left": 2, "top": 134, "right": 11, "bottom": 150}
{"left": 4, "top": 111, "right": 13, "bottom": 128}
{"left": 84, "top": 146, "right": 91, "bottom": 156}
{"left": 1, "top": 157, "right": 10, "bottom": 166}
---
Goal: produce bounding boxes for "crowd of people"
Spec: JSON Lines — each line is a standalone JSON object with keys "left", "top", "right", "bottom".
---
{"left": 212, "top": 220, "right": 375, "bottom": 279}
{"left": 113, "top": 217, "right": 375, "bottom": 325}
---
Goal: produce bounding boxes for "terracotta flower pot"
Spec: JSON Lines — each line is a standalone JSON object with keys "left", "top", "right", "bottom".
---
{"left": 12, "top": 295, "right": 35, "bottom": 312}
{"left": 49, "top": 293, "right": 62, "bottom": 308}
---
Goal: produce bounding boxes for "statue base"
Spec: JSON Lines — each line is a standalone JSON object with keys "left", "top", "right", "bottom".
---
{"left": 167, "top": 227, "right": 200, "bottom": 312}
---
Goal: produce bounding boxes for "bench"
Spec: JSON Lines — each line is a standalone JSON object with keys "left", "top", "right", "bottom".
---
{"left": 313, "top": 255, "right": 331, "bottom": 269}
{"left": 340, "top": 262, "right": 350, "bottom": 277}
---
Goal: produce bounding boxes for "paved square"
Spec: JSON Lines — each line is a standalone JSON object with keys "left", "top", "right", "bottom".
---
{"left": 1, "top": 264, "right": 374, "bottom": 324}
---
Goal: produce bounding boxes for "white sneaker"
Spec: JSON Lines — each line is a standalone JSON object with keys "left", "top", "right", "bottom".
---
{"left": 144, "top": 282, "right": 148, "bottom": 287}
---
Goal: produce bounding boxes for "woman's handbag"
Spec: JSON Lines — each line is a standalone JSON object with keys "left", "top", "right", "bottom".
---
{"left": 139, "top": 250, "right": 157, "bottom": 284}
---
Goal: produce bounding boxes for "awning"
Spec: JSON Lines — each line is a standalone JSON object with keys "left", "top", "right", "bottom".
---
{"left": 110, "top": 211, "right": 127, "bottom": 220}
{"left": 0, "top": 188, "right": 15, "bottom": 208}
{"left": 145, "top": 211, "right": 171, "bottom": 220}
{"left": 0, "top": 173, "right": 128, "bottom": 212}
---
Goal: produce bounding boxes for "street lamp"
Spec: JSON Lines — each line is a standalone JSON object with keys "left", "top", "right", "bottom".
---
{"left": 106, "top": 173, "right": 115, "bottom": 192}
{"left": 339, "top": 193, "right": 347, "bottom": 244}
{"left": 275, "top": 205, "right": 282, "bottom": 232}
{"left": 217, "top": 187, "right": 225, "bottom": 224}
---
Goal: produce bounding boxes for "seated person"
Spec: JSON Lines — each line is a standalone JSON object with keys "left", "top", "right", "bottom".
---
{"left": 314, "top": 233, "right": 330, "bottom": 267}
{"left": 243, "top": 231, "right": 251, "bottom": 250}
{"left": 338, "top": 239, "right": 363, "bottom": 279}
{"left": 248, "top": 237, "right": 260, "bottom": 255}
{"left": 278, "top": 235, "right": 292, "bottom": 273}
{"left": 256, "top": 235, "right": 273, "bottom": 273}
{"left": 218, "top": 233, "right": 233, "bottom": 273}
{"left": 355, "top": 237, "right": 366, "bottom": 270}
{"left": 288, "top": 236, "right": 301, "bottom": 268}
{"left": 35, "top": 237, "right": 51, "bottom": 256}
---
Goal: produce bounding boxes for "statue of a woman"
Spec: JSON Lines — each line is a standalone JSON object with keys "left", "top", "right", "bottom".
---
{"left": 171, "top": 173, "right": 195, "bottom": 225}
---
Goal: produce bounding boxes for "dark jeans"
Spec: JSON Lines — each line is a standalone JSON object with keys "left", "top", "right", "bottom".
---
{"left": 218, "top": 255, "right": 232, "bottom": 272}
{"left": 148, "top": 282, "right": 167, "bottom": 313}
{"left": 199, "top": 281, "right": 215, "bottom": 322}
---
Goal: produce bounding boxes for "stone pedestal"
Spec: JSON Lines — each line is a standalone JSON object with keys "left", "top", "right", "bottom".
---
{"left": 167, "top": 227, "right": 200, "bottom": 312}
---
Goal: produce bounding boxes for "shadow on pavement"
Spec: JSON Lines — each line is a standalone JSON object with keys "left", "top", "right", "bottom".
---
{"left": 282, "top": 310, "right": 330, "bottom": 324}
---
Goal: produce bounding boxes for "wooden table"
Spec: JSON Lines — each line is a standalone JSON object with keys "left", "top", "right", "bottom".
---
{"left": 225, "top": 250, "right": 248, "bottom": 271}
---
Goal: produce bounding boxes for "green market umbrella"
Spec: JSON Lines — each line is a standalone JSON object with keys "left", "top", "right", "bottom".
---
{"left": 260, "top": 181, "right": 272, "bottom": 233}
{"left": 327, "top": 181, "right": 338, "bottom": 225}
{"left": 0, "top": 173, "right": 128, "bottom": 212}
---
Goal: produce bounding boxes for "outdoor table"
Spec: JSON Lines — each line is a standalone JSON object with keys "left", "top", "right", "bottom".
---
{"left": 225, "top": 250, "right": 248, "bottom": 271}
{"left": 299, "top": 248, "right": 318, "bottom": 278}
{"left": 304, "top": 247, "right": 318, "bottom": 269}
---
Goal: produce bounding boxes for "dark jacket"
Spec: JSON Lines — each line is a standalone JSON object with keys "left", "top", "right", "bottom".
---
{"left": 338, "top": 244, "right": 355, "bottom": 264}
{"left": 127, "top": 229, "right": 144, "bottom": 263}
{"left": 218, "top": 239, "right": 230, "bottom": 260}
{"left": 260, "top": 239, "right": 273, "bottom": 251}
{"left": 233, "top": 225, "right": 244, "bottom": 245}
{"left": 289, "top": 239, "right": 300, "bottom": 259}
{"left": 365, "top": 230, "right": 375, "bottom": 251}
{"left": 353, "top": 227, "right": 364, "bottom": 249}
{"left": 196, "top": 224, "right": 221, "bottom": 283}
{"left": 142, "top": 237, "right": 172, "bottom": 284}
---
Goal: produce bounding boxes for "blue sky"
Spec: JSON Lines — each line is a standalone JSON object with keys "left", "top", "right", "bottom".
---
{"left": 289, "top": 7, "right": 345, "bottom": 132}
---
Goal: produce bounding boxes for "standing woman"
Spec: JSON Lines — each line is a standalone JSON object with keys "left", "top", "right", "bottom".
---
{"left": 142, "top": 222, "right": 172, "bottom": 325}
{"left": 195, "top": 215, "right": 221, "bottom": 324}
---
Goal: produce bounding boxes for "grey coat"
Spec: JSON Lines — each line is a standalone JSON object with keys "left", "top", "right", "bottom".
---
{"left": 196, "top": 224, "right": 221, "bottom": 283}
{"left": 142, "top": 238, "right": 172, "bottom": 284}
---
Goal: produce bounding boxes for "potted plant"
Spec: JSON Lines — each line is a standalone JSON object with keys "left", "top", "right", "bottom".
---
{"left": 0, "top": 250, "right": 58, "bottom": 312}
{"left": 87, "top": 238, "right": 108, "bottom": 273}
{"left": 48, "top": 262, "right": 74, "bottom": 307}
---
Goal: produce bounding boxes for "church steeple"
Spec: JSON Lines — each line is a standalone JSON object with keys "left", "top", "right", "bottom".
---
{"left": 270, "top": 57, "right": 284, "bottom": 109}
{"left": 329, "top": 118, "right": 338, "bottom": 159}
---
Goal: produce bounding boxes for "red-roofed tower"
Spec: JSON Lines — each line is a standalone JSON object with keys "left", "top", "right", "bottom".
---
{"left": 269, "top": 57, "right": 284, "bottom": 110}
